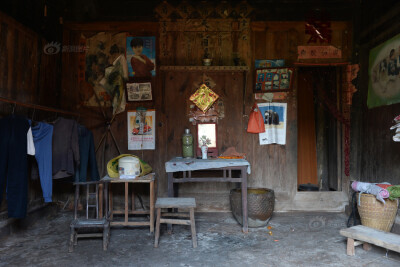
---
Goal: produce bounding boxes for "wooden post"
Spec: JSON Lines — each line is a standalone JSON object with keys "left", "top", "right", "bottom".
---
{"left": 347, "top": 238, "right": 355, "bottom": 256}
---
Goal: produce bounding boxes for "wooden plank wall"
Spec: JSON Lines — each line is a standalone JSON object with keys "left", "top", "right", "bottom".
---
{"left": 250, "top": 22, "right": 352, "bottom": 206}
{"left": 351, "top": 3, "right": 400, "bottom": 185}
{"left": 62, "top": 20, "right": 352, "bottom": 211}
{"left": 0, "top": 11, "right": 61, "bottom": 214}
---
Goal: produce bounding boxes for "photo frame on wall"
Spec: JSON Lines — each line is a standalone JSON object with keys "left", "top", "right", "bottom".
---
{"left": 126, "top": 82, "right": 152, "bottom": 101}
{"left": 254, "top": 67, "right": 294, "bottom": 93}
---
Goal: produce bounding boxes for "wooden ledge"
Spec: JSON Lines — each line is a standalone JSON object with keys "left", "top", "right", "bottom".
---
{"left": 160, "top": 66, "right": 249, "bottom": 72}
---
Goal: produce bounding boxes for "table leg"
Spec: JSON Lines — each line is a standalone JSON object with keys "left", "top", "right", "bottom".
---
{"left": 241, "top": 167, "right": 248, "bottom": 233}
{"left": 150, "top": 180, "right": 155, "bottom": 234}
{"left": 104, "top": 182, "right": 109, "bottom": 219}
{"left": 131, "top": 188, "right": 135, "bottom": 212}
{"left": 99, "top": 183, "right": 103, "bottom": 218}
{"left": 167, "top": 172, "right": 173, "bottom": 233}
{"left": 125, "top": 182, "right": 129, "bottom": 224}
{"left": 109, "top": 184, "right": 113, "bottom": 220}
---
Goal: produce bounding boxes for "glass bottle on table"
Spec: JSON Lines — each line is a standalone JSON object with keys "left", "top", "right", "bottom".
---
{"left": 182, "top": 128, "right": 193, "bottom": 158}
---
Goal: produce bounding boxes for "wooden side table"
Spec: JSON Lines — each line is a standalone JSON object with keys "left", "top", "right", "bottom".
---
{"left": 102, "top": 173, "right": 156, "bottom": 233}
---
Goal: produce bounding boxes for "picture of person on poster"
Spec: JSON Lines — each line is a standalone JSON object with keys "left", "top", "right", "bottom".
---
{"left": 128, "top": 37, "right": 155, "bottom": 77}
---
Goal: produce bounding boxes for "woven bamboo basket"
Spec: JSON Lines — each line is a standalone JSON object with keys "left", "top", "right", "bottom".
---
{"left": 357, "top": 193, "right": 399, "bottom": 232}
{"left": 230, "top": 188, "right": 274, "bottom": 228}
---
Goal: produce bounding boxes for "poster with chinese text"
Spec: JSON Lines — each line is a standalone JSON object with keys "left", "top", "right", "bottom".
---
{"left": 127, "top": 109, "right": 156, "bottom": 150}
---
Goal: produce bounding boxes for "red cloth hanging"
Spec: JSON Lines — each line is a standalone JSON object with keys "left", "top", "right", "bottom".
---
{"left": 247, "top": 103, "right": 266, "bottom": 134}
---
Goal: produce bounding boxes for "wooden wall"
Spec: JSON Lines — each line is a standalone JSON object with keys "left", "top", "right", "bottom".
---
{"left": 350, "top": 2, "right": 400, "bottom": 185}
{"left": 0, "top": 11, "right": 62, "bottom": 214}
{"left": 250, "top": 22, "right": 351, "bottom": 208}
{"left": 62, "top": 20, "right": 352, "bottom": 211}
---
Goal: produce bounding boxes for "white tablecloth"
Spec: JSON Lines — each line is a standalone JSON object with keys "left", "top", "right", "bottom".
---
{"left": 165, "top": 158, "right": 251, "bottom": 174}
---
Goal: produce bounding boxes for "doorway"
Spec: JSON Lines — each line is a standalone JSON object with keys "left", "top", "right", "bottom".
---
{"left": 297, "top": 67, "right": 342, "bottom": 191}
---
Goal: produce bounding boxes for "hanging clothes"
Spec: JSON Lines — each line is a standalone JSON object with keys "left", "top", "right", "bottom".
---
{"left": 27, "top": 127, "right": 35, "bottom": 156}
{"left": 75, "top": 125, "right": 100, "bottom": 182}
{"left": 0, "top": 115, "right": 30, "bottom": 218}
{"left": 52, "top": 117, "right": 80, "bottom": 179}
{"left": 31, "top": 122, "right": 54, "bottom": 202}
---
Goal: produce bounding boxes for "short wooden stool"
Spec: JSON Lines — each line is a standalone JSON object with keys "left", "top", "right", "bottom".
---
{"left": 154, "top": 197, "right": 197, "bottom": 248}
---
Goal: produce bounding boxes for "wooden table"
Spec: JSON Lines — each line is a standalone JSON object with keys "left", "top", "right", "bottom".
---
{"left": 165, "top": 158, "right": 250, "bottom": 233}
{"left": 102, "top": 173, "right": 155, "bottom": 233}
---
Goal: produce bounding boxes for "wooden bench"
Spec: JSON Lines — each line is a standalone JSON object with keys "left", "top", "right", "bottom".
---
{"left": 340, "top": 225, "right": 400, "bottom": 256}
{"left": 154, "top": 197, "right": 197, "bottom": 248}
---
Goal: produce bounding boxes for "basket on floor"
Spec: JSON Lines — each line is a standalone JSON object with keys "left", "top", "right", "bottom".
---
{"left": 356, "top": 193, "right": 399, "bottom": 232}
{"left": 230, "top": 188, "right": 274, "bottom": 228}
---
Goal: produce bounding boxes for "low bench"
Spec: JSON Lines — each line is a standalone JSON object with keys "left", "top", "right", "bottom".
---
{"left": 340, "top": 225, "right": 400, "bottom": 256}
{"left": 154, "top": 197, "right": 197, "bottom": 248}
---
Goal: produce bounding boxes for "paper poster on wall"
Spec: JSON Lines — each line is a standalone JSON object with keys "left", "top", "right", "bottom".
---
{"left": 257, "top": 103, "right": 287, "bottom": 145}
{"left": 84, "top": 32, "right": 128, "bottom": 115}
{"left": 127, "top": 109, "right": 156, "bottom": 150}
{"left": 126, "top": 36, "right": 156, "bottom": 77}
{"left": 368, "top": 32, "right": 400, "bottom": 108}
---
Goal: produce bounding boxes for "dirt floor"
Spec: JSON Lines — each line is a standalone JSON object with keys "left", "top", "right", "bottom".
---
{"left": 0, "top": 211, "right": 399, "bottom": 266}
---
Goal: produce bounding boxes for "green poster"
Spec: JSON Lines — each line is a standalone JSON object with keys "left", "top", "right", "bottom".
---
{"left": 368, "top": 32, "right": 400, "bottom": 108}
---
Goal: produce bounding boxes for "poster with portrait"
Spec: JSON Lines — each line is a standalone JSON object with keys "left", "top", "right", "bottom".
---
{"left": 368, "top": 32, "right": 400, "bottom": 108}
{"left": 127, "top": 109, "right": 156, "bottom": 150}
{"left": 84, "top": 32, "right": 128, "bottom": 115}
{"left": 257, "top": 103, "right": 287, "bottom": 145}
{"left": 126, "top": 36, "right": 156, "bottom": 78}
{"left": 126, "top": 82, "right": 152, "bottom": 101}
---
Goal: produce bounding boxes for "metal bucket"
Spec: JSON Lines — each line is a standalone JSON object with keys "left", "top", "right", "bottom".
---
{"left": 230, "top": 188, "right": 275, "bottom": 227}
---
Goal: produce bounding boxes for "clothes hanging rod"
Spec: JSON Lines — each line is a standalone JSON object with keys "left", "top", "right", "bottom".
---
{"left": 0, "top": 96, "right": 80, "bottom": 117}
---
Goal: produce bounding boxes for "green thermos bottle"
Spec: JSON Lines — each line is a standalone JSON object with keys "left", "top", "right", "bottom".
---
{"left": 182, "top": 128, "right": 193, "bottom": 158}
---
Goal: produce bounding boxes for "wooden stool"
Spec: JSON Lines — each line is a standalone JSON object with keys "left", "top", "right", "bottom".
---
{"left": 154, "top": 197, "right": 197, "bottom": 248}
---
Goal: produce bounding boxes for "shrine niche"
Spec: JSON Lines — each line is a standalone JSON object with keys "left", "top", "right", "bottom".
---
{"left": 155, "top": 1, "right": 252, "bottom": 67}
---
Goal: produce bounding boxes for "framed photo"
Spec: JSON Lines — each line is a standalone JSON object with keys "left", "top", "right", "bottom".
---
{"left": 254, "top": 67, "right": 294, "bottom": 93}
{"left": 126, "top": 82, "right": 152, "bottom": 101}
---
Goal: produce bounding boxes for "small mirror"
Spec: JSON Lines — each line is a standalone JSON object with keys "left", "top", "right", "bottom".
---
{"left": 197, "top": 123, "right": 218, "bottom": 157}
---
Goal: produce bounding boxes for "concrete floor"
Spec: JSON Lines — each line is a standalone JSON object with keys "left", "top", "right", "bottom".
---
{"left": 0, "top": 211, "right": 399, "bottom": 267}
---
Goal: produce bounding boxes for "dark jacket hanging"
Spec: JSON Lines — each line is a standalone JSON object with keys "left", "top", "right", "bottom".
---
{"left": 52, "top": 117, "right": 80, "bottom": 178}
{"left": 0, "top": 115, "right": 30, "bottom": 218}
{"left": 75, "top": 125, "right": 100, "bottom": 182}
